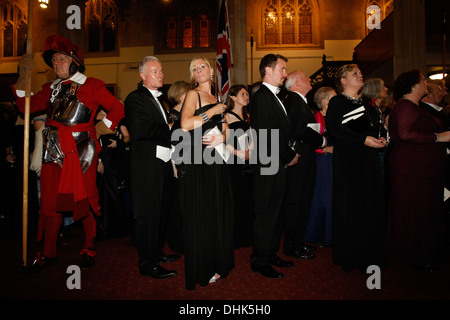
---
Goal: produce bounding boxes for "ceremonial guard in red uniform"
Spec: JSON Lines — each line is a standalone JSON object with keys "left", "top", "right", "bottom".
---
{"left": 13, "top": 35, "right": 124, "bottom": 269}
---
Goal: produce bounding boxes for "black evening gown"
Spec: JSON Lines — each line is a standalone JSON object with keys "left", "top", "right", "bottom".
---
{"left": 326, "top": 94, "right": 387, "bottom": 271}
{"left": 177, "top": 101, "right": 235, "bottom": 290}
{"left": 167, "top": 108, "right": 184, "bottom": 254}
{"left": 226, "top": 111, "right": 254, "bottom": 248}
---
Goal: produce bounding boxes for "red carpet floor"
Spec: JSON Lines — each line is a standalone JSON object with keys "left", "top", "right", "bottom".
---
{"left": 1, "top": 218, "right": 449, "bottom": 316}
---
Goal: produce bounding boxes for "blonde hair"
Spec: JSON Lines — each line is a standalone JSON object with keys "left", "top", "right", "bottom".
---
{"left": 167, "top": 81, "right": 191, "bottom": 106}
{"left": 189, "top": 56, "right": 213, "bottom": 82}
{"left": 335, "top": 64, "right": 359, "bottom": 94}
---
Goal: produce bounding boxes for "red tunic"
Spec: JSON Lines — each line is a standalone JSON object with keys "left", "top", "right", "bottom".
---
{"left": 14, "top": 75, "right": 124, "bottom": 220}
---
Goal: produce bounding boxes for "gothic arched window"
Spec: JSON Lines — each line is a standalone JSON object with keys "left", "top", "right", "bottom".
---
{"left": 165, "top": 14, "right": 212, "bottom": 50}
{"left": 0, "top": 1, "right": 27, "bottom": 58}
{"left": 86, "top": 0, "right": 117, "bottom": 53}
{"left": 262, "top": 0, "right": 316, "bottom": 47}
{"left": 264, "top": 4, "right": 278, "bottom": 45}
{"left": 281, "top": 4, "right": 295, "bottom": 44}
{"left": 167, "top": 17, "right": 177, "bottom": 49}
{"left": 299, "top": 2, "right": 312, "bottom": 44}
{"left": 159, "top": 0, "right": 215, "bottom": 53}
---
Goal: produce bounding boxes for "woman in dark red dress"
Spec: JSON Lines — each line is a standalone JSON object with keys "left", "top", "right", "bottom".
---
{"left": 388, "top": 70, "right": 450, "bottom": 272}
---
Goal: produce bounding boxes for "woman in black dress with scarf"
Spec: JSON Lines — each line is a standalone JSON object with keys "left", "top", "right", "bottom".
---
{"left": 326, "top": 64, "right": 388, "bottom": 272}
{"left": 225, "top": 85, "right": 254, "bottom": 249}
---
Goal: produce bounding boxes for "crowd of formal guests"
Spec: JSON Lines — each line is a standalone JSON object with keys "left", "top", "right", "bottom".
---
{"left": 3, "top": 42, "right": 450, "bottom": 291}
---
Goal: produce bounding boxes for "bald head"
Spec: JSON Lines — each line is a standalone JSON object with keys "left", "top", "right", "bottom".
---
{"left": 285, "top": 70, "right": 312, "bottom": 95}
{"left": 423, "top": 81, "right": 447, "bottom": 106}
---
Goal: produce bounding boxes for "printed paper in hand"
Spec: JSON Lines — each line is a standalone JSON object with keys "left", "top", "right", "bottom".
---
{"left": 206, "top": 126, "right": 231, "bottom": 162}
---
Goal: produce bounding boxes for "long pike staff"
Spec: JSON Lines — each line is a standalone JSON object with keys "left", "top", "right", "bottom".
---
{"left": 22, "top": 0, "right": 34, "bottom": 268}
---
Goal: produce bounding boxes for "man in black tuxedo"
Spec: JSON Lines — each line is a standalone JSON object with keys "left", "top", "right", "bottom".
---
{"left": 249, "top": 54, "right": 299, "bottom": 279}
{"left": 420, "top": 79, "right": 450, "bottom": 252}
{"left": 125, "top": 56, "right": 179, "bottom": 279}
{"left": 282, "top": 70, "right": 327, "bottom": 259}
{"left": 420, "top": 80, "right": 450, "bottom": 129}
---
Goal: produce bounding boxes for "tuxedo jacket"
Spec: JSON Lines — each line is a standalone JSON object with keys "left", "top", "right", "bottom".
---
{"left": 420, "top": 101, "right": 450, "bottom": 131}
{"left": 125, "top": 84, "right": 172, "bottom": 218}
{"left": 283, "top": 91, "right": 324, "bottom": 159}
{"left": 250, "top": 84, "right": 296, "bottom": 169}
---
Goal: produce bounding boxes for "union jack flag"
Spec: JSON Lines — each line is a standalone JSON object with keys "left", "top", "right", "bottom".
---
{"left": 216, "top": 0, "right": 232, "bottom": 100}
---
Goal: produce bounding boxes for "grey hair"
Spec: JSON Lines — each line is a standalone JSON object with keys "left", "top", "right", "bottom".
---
{"left": 284, "top": 74, "right": 297, "bottom": 91}
{"left": 139, "top": 56, "right": 160, "bottom": 74}
{"left": 361, "top": 78, "right": 385, "bottom": 100}
{"left": 314, "top": 87, "right": 335, "bottom": 110}
{"left": 314, "top": 87, "right": 336, "bottom": 110}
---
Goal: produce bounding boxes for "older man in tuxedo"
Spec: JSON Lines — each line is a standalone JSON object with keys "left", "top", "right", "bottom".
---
{"left": 249, "top": 54, "right": 299, "bottom": 279}
{"left": 282, "top": 70, "right": 327, "bottom": 260}
{"left": 420, "top": 80, "right": 450, "bottom": 129}
{"left": 420, "top": 79, "right": 450, "bottom": 252}
{"left": 125, "top": 56, "right": 179, "bottom": 279}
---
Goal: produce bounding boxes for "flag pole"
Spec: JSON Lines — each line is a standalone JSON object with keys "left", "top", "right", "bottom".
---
{"left": 250, "top": 29, "right": 254, "bottom": 85}
{"left": 22, "top": 0, "right": 34, "bottom": 268}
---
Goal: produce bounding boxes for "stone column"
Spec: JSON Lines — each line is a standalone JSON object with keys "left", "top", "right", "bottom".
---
{"left": 394, "top": 0, "right": 426, "bottom": 77}
{"left": 228, "top": 0, "right": 248, "bottom": 86}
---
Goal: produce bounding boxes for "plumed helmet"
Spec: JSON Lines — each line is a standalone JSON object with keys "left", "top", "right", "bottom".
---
{"left": 42, "top": 35, "right": 85, "bottom": 75}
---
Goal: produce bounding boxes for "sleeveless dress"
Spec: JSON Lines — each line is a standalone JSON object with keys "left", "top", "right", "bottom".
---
{"left": 226, "top": 111, "right": 254, "bottom": 248}
{"left": 177, "top": 95, "right": 235, "bottom": 290}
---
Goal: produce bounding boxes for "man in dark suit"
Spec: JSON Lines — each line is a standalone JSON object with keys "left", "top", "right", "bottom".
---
{"left": 282, "top": 70, "right": 327, "bottom": 260}
{"left": 249, "top": 54, "right": 299, "bottom": 279}
{"left": 420, "top": 79, "right": 450, "bottom": 252}
{"left": 420, "top": 80, "right": 450, "bottom": 129}
{"left": 125, "top": 56, "right": 179, "bottom": 279}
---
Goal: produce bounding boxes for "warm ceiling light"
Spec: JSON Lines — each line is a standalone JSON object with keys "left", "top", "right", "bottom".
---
{"left": 39, "top": 0, "right": 49, "bottom": 9}
{"left": 429, "top": 73, "right": 448, "bottom": 80}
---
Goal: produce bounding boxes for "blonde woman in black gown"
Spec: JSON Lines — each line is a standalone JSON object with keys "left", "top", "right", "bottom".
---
{"left": 178, "top": 56, "right": 234, "bottom": 290}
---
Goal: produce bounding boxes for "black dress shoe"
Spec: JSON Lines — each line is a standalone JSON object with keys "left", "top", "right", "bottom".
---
{"left": 80, "top": 248, "right": 96, "bottom": 269}
{"left": 30, "top": 254, "right": 57, "bottom": 272}
{"left": 158, "top": 254, "right": 181, "bottom": 263}
{"left": 269, "top": 256, "right": 294, "bottom": 268}
{"left": 140, "top": 264, "right": 177, "bottom": 279}
{"left": 251, "top": 264, "right": 284, "bottom": 279}
{"left": 284, "top": 248, "right": 316, "bottom": 260}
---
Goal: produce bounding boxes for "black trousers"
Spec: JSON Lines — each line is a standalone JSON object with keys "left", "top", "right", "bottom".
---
{"left": 135, "top": 165, "right": 173, "bottom": 270}
{"left": 282, "top": 154, "right": 317, "bottom": 251}
{"left": 251, "top": 166, "right": 286, "bottom": 267}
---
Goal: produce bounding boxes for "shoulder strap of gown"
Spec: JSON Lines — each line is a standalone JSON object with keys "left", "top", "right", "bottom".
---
{"left": 227, "top": 110, "right": 244, "bottom": 122}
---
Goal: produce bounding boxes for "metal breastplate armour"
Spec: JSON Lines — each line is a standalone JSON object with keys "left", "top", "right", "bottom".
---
{"left": 42, "top": 83, "right": 95, "bottom": 173}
